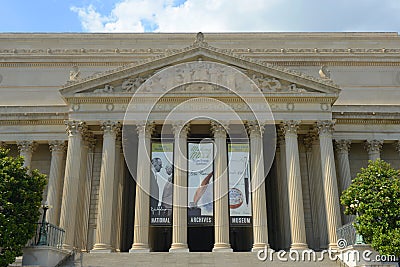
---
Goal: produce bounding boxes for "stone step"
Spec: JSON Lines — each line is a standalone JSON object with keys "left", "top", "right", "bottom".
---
{"left": 61, "top": 252, "right": 341, "bottom": 267}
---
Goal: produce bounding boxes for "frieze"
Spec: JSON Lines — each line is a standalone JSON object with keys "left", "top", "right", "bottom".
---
{"left": 250, "top": 73, "right": 282, "bottom": 91}
{"left": 3, "top": 47, "right": 400, "bottom": 56}
{"left": 64, "top": 95, "right": 338, "bottom": 105}
{"left": 335, "top": 118, "right": 400, "bottom": 125}
{"left": 94, "top": 84, "right": 114, "bottom": 93}
{"left": 0, "top": 119, "right": 66, "bottom": 125}
{"left": 121, "top": 76, "right": 148, "bottom": 92}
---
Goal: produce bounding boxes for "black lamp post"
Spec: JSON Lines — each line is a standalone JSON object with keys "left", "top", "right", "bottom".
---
{"left": 37, "top": 201, "right": 50, "bottom": 246}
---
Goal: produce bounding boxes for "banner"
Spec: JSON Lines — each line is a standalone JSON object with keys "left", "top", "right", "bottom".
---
{"left": 150, "top": 142, "right": 174, "bottom": 225}
{"left": 228, "top": 143, "right": 252, "bottom": 225}
{"left": 187, "top": 142, "right": 214, "bottom": 226}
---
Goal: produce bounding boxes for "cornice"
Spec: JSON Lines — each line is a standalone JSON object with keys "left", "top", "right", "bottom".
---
{"left": 64, "top": 94, "right": 337, "bottom": 104}
{"left": 0, "top": 119, "right": 66, "bottom": 126}
{"left": 0, "top": 114, "right": 399, "bottom": 126}
{"left": 271, "top": 61, "right": 400, "bottom": 67}
{"left": 2, "top": 48, "right": 400, "bottom": 56}
{"left": 0, "top": 62, "right": 132, "bottom": 68}
{"left": 333, "top": 111, "right": 400, "bottom": 120}
{"left": 2, "top": 59, "right": 400, "bottom": 69}
{"left": 335, "top": 118, "right": 400, "bottom": 125}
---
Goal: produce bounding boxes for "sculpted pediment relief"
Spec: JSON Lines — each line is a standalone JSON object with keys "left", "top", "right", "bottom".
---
{"left": 81, "top": 68, "right": 314, "bottom": 95}
{"left": 60, "top": 33, "right": 340, "bottom": 98}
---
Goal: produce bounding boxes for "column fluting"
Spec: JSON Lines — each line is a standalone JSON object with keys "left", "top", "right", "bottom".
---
{"left": 212, "top": 121, "right": 232, "bottom": 252}
{"left": 170, "top": 122, "right": 190, "bottom": 252}
{"left": 46, "top": 140, "right": 66, "bottom": 226}
{"left": 317, "top": 121, "right": 341, "bottom": 250}
{"left": 130, "top": 122, "right": 154, "bottom": 252}
{"left": 92, "top": 121, "right": 120, "bottom": 252}
{"left": 280, "top": 120, "right": 308, "bottom": 250}
{"left": 248, "top": 121, "right": 270, "bottom": 251}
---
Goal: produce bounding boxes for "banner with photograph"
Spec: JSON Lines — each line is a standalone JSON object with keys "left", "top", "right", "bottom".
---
{"left": 228, "top": 143, "right": 252, "bottom": 225}
{"left": 150, "top": 142, "right": 174, "bottom": 226}
{"left": 187, "top": 142, "right": 214, "bottom": 226}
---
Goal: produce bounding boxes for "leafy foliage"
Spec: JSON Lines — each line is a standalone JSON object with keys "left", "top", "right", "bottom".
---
{"left": 341, "top": 159, "right": 400, "bottom": 258}
{"left": 0, "top": 148, "right": 47, "bottom": 267}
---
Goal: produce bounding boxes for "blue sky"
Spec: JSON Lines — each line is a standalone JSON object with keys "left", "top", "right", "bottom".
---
{"left": 1, "top": 0, "right": 399, "bottom": 33}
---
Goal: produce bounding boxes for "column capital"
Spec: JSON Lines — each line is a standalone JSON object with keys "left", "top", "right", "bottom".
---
{"left": 247, "top": 121, "right": 264, "bottom": 138}
{"left": 334, "top": 139, "right": 351, "bottom": 153}
{"left": 394, "top": 140, "right": 400, "bottom": 153}
{"left": 136, "top": 121, "right": 155, "bottom": 138}
{"left": 364, "top": 139, "right": 383, "bottom": 153}
{"left": 172, "top": 121, "right": 190, "bottom": 138}
{"left": 82, "top": 132, "right": 97, "bottom": 152}
{"left": 316, "top": 120, "right": 335, "bottom": 137}
{"left": 277, "top": 129, "right": 285, "bottom": 144}
{"left": 303, "top": 135, "right": 314, "bottom": 152}
{"left": 0, "top": 141, "right": 8, "bottom": 148}
{"left": 17, "top": 140, "right": 38, "bottom": 153}
{"left": 49, "top": 140, "right": 67, "bottom": 152}
{"left": 280, "top": 120, "right": 300, "bottom": 136}
{"left": 101, "top": 121, "right": 121, "bottom": 135}
{"left": 65, "top": 120, "right": 87, "bottom": 137}
{"left": 88, "top": 137, "right": 97, "bottom": 152}
{"left": 211, "top": 121, "right": 228, "bottom": 139}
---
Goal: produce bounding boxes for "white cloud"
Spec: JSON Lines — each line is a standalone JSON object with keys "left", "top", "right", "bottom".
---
{"left": 71, "top": 0, "right": 400, "bottom": 33}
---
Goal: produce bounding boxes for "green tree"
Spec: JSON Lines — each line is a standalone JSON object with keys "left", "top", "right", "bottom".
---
{"left": 0, "top": 148, "right": 47, "bottom": 267}
{"left": 341, "top": 159, "right": 400, "bottom": 261}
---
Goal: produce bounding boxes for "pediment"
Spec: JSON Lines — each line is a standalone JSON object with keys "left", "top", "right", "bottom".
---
{"left": 60, "top": 33, "right": 340, "bottom": 98}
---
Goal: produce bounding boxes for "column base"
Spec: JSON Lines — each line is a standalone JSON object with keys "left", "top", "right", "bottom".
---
{"left": 169, "top": 243, "right": 189, "bottom": 252}
{"left": 129, "top": 243, "right": 150, "bottom": 253}
{"left": 129, "top": 248, "right": 150, "bottom": 253}
{"left": 91, "top": 243, "right": 115, "bottom": 253}
{"left": 212, "top": 243, "right": 233, "bottom": 252}
{"left": 251, "top": 243, "right": 273, "bottom": 252}
{"left": 290, "top": 243, "right": 309, "bottom": 251}
{"left": 62, "top": 244, "right": 74, "bottom": 251}
{"left": 328, "top": 242, "right": 339, "bottom": 250}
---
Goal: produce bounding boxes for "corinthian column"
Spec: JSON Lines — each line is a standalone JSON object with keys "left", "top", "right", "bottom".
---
{"left": 92, "top": 121, "right": 120, "bottom": 253}
{"left": 46, "top": 141, "right": 66, "bottom": 226}
{"left": 280, "top": 121, "right": 308, "bottom": 250}
{"left": 81, "top": 137, "right": 96, "bottom": 251}
{"left": 247, "top": 121, "right": 270, "bottom": 251}
{"left": 17, "top": 141, "right": 38, "bottom": 168}
{"left": 212, "top": 121, "right": 232, "bottom": 252}
{"left": 278, "top": 133, "right": 291, "bottom": 250}
{"left": 130, "top": 122, "right": 154, "bottom": 252}
{"left": 113, "top": 136, "right": 123, "bottom": 252}
{"left": 60, "top": 121, "right": 87, "bottom": 250}
{"left": 75, "top": 133, "right": 90, "bottom": 250}
{"left": 170, "top": 122, "right": 190, "bottom": 252}
{"left": 317, "top": 121, "right": 341, "bottom": 249}
{"left": 306, "top": 131, "right": 328, "bottom": 249}
{"left": 304, "top": 135, "right": 319, "bottom": 249}
{"left": 334, "top": 139, "right": 354, "bottom": 225}
{"left": 365, "top": 140, "right": 383, "bottom": 161}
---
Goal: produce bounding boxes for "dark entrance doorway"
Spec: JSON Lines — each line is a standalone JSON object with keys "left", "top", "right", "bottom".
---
{"left": 149, "top": 226, "right": 172, "bottom": 252}
{"left": 230, "top": 227, "right": 252, "bottom": 251}
{"left": 188, "top": 226, "right": 214, "bottom": 252}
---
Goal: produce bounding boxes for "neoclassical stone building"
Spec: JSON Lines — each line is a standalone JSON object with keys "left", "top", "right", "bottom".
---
{"left": 0, "top": 32, "right": 399, "bottom": 255}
